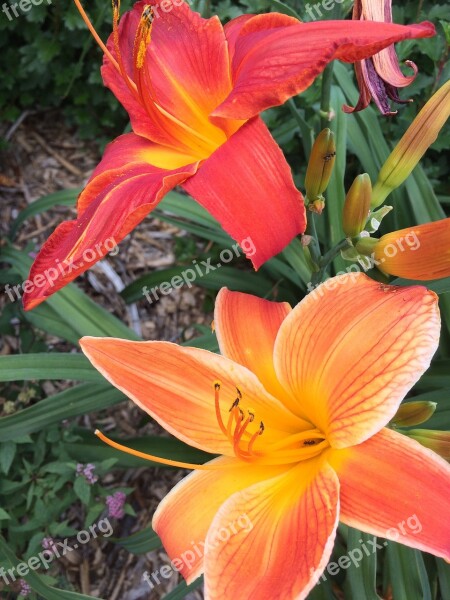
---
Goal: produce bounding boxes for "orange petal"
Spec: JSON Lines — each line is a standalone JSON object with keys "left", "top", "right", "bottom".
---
{"left": 153, "top": 455, "right": 286, "bottom": 584}
{"left": 80, "top": 337, "right": 303, "bottom": 456}
{"left": 273, "top": 273, "right": 440, "bottom": 448}
{"left": 375, "top": 218, "right": 450, "bottom": 280}
{"left": 214, "top": 288, "right": 293, "bottom": 403}
{"left": 203, "top": 459, "right": 339, "bottom": 600}
{"left": 327, "top": 427, "right": 450, "bottom": 560}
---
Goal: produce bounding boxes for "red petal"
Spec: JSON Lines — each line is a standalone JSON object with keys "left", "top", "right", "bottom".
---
{"left": 23, "top": 135, "right": 197, "bottom": 309}
{"left": 327, "top": 428, "right": 450, "bottom": 560}
{"left": 213, "top": 19, "right": 435, "bottom": 120}
{"left": 183, "top": 117, "right": 306, "bottom": 269}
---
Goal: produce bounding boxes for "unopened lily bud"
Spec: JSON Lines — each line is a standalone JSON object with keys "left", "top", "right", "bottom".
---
{"left": 391, "top": 401, "right": 437, "bottom": 427}
{"left": 355, "top": 236, "right": 378, "bottom": 256}
{"left": 342, "top": 174, "right": 372, "bottom": 238}
{"left": 305, "top": 129, "right": 336, "bottom": 204}
{"left": 406, "top": 429, "right": 450, "bottom": 462}
{"left": 372, "top": 80, "right": 450, "bottom": 208}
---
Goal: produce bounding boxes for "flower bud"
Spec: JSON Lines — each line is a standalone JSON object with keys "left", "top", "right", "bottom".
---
{"left": 406, "top": 429, "right": 450, "bottom": 462}
{"left": 305, "top": 129, "right": 336, "bottom": 204}
{"left": 342, "top": 174, "right": 372, "bottom": 238}
{"left": 391, "top": 401, "right": 437, "bottom": 427}
{"left": 371, "top": 80, "right": 450, "bottom": 208}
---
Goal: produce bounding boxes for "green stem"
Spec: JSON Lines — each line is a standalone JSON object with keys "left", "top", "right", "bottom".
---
{"left": 305, "top": 211, "right": 321, "bottom": 267}
{"left": 320, "top": 62, "right": 334, "bottom": 130}
{"left": 310, "top": 238, "right": 352, "bottom": 288}
{"left": 319, "top": 238, "right": 351, "bottom": 268}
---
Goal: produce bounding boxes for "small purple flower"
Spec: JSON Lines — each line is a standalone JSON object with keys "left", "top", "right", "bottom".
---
{"left": 106, "top": 491, "right": 127, "bottom": 519}
{"left": 42, "top": 536, "right": 56, "bottom": 553}
{"left": 76, "top": 463, "right": 98, "bottom": 484}
{"left": 19, "top": 579, "right": 31, "bottom": 597}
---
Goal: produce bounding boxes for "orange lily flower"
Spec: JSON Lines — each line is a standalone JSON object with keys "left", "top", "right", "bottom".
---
{"left": 344, "top": 0, "right": 424, "bottom": 115}
{"left": 23, "top": 1, "right": 435, "bottom": 309}
{"left": 80, "top": 273, "right": 450, "bottom": 599}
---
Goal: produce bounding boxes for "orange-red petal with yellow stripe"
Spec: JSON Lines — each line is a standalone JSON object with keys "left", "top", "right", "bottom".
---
{"left": 79, "top": 337, "right": 303, "bottom": 456}
{"left": 273, "top": 273, "right": 440, "bottom": 448}
{"left": 182, "top": 117, "right": 306, "bottom": 269}
{"left": 375, "top": 218, "right": 450, "bottom": 280}
{"left": 153, "top": 456, "right": 286, "bottom": 584}
{"left": 203, "top": 460, "right": 339, "bottom": 600}
{"left": 327, "top": 427, "right": 450, "bottom": 560}
{"left": 23, "top": 134, "right": 198, "bottom": 310}
{"left": 214, "top": 19, "right": 435, "bottom": 120}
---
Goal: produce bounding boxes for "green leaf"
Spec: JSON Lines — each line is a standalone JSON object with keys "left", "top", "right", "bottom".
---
{"left": 9, "top": 188, "right": 80, "bottom": 239}
{"left": 73, "top": 476, "right": 91, "bottom": 505}
{"left": 0, "top": 383, "right": 125, "bottom": 442}
{"left": 385, "top": 543, "right": 430, "bottom": 600}
{"left": 269, "top": 0, "right": 302, "bottom": 20}
{"left": 391, "top": 277, "right": 450, "bottom": 295}
{"left": 436, "top": 558, "right": 450, "bottom": 600}
{"left": 0, "top": 507, "right": 11, "bottom": 520}
{"left": 1, "top": 245, "right": 140, "bottom": 341}
{"left": 0, "top": 441, "right": 16, "bottom": 474}
{"left": 113, "top": 526, "right": 162, "bottom": 555}
{"left": 344, "top": 529, "right": 381, "bottom": 599}
{"left": 0, "top": 353, "right": 101, "bottom": 382}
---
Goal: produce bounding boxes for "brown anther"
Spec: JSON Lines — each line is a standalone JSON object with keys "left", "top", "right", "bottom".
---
{"left": 238, "top": 408, "right": 245, "bottom": 422}
{"left": 259, "top": 422, "right": 265, "bottom": 435}
{"left": 248, "top": 411, "right": 255, "bottom": 423}
{"left": 229, "top": 398, "right": 240, "bottom": 412}
{"left": 236, "top": 387, "right": 242, "bottom": 399}
{"left": 303, "top": 439, "right": 317, "bottom": 446}
{"left": 214, "top": 381, "right": 221, "bottom": 390}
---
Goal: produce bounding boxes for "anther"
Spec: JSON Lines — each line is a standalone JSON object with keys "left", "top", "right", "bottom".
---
{"left": 248, "top": 411, "right": 255, "bottom": 423}
{"left": 229, "top": 398, "right": 240, "bottom": 412}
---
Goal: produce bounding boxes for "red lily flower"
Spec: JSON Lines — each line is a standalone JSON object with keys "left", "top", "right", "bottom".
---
{"left": 344, "top": 0, "right": 424, "bottom": 115}
{"left": 23, "top": 1, "right": 435, "bottom": 309}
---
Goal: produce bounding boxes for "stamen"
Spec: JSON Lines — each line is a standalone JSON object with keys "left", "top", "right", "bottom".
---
{"left": 112, "top": 0, "right": 140, "bottom": 99}
{"left": 72, "top": 0, "right": 138, "bottom": 95}
{"left": 95, "top": 429, "right": 250, "bottom": 471}
{"left": 214, "top": 381, "right": 227, "bottom": 436}
{"left": 247, "top": 422, "right": 264, "bottom": 454}
{"left": 73, "top": 0, "right": 119, "bottom": 70}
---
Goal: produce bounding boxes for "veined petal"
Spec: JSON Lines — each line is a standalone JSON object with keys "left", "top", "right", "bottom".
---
{"left": 143, "top": 1, "right": 233, "bottom": 147}
{"left": 203, "top": 459, "right": 339, "bottom": 600}
{"left": 375, "top": 219, "right": 450, "bottom": 280}
{"left": 23, "top": 136, "right": 197, "bottom": 310}
{"left": 101, "top": 2, "right": 185, "bottom": 149}
{"left": 80, "top": 337, "right": 304, "bottom": 456}
{"left": 273, "top": 273, "right": 440, "bottom": 448}
{"left": 213, "top": 19, "right": 435, "bottom": 120}
{"left": 214, "top": 289, "right": 303, "bottom": 415}
{"left": 183, "top": 117, "right": 306, "bottom": 269}
{"left": 153, "top": 456, "right": 286, "bottom": 584}
{"left": 327, "top": 428, "right": 450, "bottom": 560}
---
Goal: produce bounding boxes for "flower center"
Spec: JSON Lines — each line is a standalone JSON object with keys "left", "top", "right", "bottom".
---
{"left": 214, "top": 382, "right": 329, "bottom": 466}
